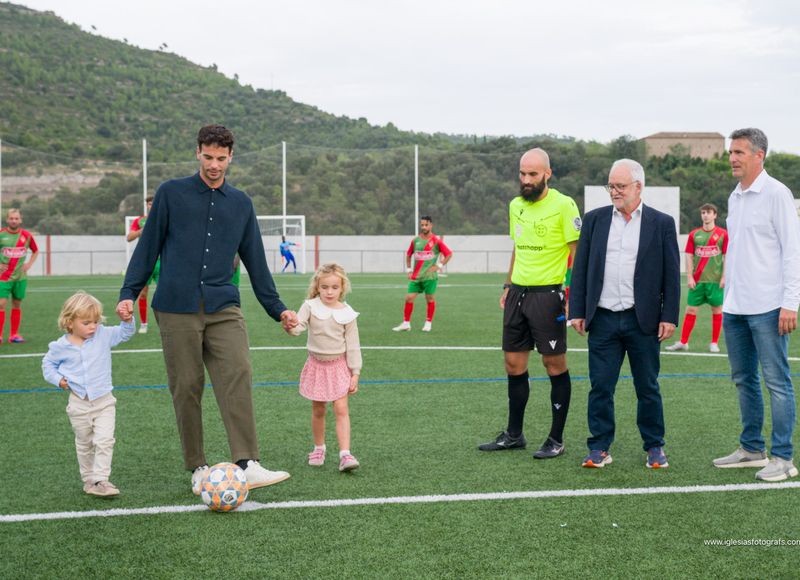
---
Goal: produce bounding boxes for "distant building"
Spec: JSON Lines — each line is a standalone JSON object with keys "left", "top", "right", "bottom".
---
{"left": 642, "top": 132, "right": 725, "bottom": 160}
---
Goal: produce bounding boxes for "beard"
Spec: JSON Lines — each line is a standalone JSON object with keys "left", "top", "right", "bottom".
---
{"left": 520, "top": 178, "right": 547, "bottom": 201}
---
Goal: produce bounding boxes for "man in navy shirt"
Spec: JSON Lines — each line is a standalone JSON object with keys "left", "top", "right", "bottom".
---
{"left": 118, "top": 125, "right": 297, "bottom": 494}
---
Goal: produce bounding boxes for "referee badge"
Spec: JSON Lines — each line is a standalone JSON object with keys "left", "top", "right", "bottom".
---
{"left": 573, "top": 217, "right": 582, "bottom": 231}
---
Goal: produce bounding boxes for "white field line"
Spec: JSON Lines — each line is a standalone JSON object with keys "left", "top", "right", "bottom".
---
{"left": 3, "top": 346, "right": 795, "bottom": 361}
{"left": 3, "top": 481, "right": 799, "bottom": 523}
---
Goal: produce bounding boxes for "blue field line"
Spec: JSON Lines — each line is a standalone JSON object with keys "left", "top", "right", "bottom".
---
{"left": 6, "top": 371, "right": 800, "bottom": 395}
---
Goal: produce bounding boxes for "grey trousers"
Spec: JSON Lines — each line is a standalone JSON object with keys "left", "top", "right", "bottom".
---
{"left": 155, "top": 306, "right": 259, "bottom": 470}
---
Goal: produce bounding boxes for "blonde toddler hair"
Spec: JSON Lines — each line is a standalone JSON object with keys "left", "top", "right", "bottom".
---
{"left": 58, "top": 291, "right": 106, "bottom": 332}
{"left": 306, "top": 262, "right": 351, "bottom": 300}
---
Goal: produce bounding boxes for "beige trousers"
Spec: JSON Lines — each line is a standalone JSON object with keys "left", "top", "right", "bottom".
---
{"left": 66, "top": 392, "right": 117, "bottom": 484}
{"left": 154, "top": 306, "right": 259, "bottom": 470}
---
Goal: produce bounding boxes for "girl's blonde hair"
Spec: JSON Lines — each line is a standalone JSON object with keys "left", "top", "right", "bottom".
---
{"left": 58, "top": 291, "right": 105, "bottom": 332}
{"left": 307, "top": 262, "right": 351, "bottom": 300}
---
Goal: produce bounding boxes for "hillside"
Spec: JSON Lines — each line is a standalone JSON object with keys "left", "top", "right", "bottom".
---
{"left": 1, "top": 2, "right": 798, "bottom": 236}
{"left": 0, "top": 2, "right": 442, "bottom": 160}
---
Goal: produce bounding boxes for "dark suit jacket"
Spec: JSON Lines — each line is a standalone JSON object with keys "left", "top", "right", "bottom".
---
{"left": 568, "top": 204, "right": 681, "bottom": 335}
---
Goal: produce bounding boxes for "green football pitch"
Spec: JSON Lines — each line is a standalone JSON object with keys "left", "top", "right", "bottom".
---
{"left": 2, "top": 273, "right": 798, "bottom": 578}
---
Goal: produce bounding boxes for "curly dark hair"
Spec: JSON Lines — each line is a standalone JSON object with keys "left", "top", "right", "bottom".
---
{"left": 197, "top": 124, "right": 234, "bottom": 152}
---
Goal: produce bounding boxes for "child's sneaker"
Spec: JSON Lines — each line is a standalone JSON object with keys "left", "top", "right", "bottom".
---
{"left": 85, "top": 481, "right": 120, "bottom": 497}
{"left": 339, "top": 454, "right": 360, "bottom": 472}
{"left": 138, "top": 323, "right": 148, "bottom": 334}
{"left": 308, "top": 448, "right": 326, "bottom": 466}
{"left": 392, "top": 321, "right": 411, "bottom": 332}
{"left": 709, "top": 342, "right": 721, "bottom": 353}
{"left": 422, "top": 321, "right": 432, "bottom": 332}
{"left": 9, "top": 334, "right": 25, "bottom": 343}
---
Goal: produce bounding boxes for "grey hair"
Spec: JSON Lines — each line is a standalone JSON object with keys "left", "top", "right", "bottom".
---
{"left": 610, "top": 158, "right": 645, "bottom": 188}
{"left": 729, "top": 128, "right": 768, "bottom": 156}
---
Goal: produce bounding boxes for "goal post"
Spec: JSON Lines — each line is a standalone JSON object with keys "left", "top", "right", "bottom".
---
{"left": 257, "top": 215, "right": 307, "bottom": 274}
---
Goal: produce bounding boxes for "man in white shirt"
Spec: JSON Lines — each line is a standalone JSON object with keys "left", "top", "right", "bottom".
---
{"left": 713, "top": 128, "right": 800, "bottom": 482}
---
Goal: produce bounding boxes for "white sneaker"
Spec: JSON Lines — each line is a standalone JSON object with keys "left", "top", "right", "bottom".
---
{"left": 755, "top": 457, "right": 799, "bottom": 482}
{"left": 422, "top": 321, "right": 432, "bottom": 332}
{"left": 392, "top": 321, "right": 411, "bottom": 332}
{"left": 709, "top": 343, "right": 720, "bottom": 353}
{"left": 244, "top": 460, "right": 290, "bottom": 489}
{"left": 138, "top": 323, "right": 148, "bottom": 334}
{"left": 665, "top": 341, "right": 688, "bottom": 351}
{"left": 712, "top": 447, "right": 768, "bottom": 468}
{"left": 191, "top": 464, "right": 209, "bottom": 496}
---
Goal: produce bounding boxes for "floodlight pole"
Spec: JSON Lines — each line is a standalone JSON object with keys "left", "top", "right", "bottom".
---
{"left": 142, "top": 139, "right": 148, "bottom": 214}
{"left": 414, "top": 144, "right": 419, "bottom": 233}
{"left": 282, "top": 140, "right": 287, "bottom": 236}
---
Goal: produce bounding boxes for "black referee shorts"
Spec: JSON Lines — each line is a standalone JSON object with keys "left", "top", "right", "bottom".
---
{"left": 502, "top": 284, "right": 567, "bottom": 355}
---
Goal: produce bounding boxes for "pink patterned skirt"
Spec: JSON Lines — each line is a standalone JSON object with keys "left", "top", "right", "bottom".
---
{"left": 299, "top": 355, "right": 351, "bottom": 402}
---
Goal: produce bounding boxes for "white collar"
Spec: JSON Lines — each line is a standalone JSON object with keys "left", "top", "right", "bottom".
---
{"left": 307, "top": 297, "right": 359, "bottom": 324}
{"left": 733, "top": 169, "right": 768, "bottom": 196}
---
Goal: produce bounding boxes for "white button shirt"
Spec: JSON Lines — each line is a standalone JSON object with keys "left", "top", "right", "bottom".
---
{"left": 598, "top": 201, "right": 643, "bottom": 311}
{"left": 724, "top": 170, "right": 800, "bottom": 315}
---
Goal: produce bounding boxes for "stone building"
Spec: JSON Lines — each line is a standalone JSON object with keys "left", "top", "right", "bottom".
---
{"left": 642, "top": 132, "right": 725, "bottom": 160}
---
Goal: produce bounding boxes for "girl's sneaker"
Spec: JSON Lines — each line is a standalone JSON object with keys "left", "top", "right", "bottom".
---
{"left": 339, "top": 454, "right": 360, "bottom": 472}
{"left": 308, "top": 448, "right": 326, "bottom": 466}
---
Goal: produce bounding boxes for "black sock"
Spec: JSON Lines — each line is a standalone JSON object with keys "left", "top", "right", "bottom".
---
{"left": 506, "top": 371, "right": 530, "bottom": 437}
{"left": 235, "top": 459, "right": 251, "bottom": 471}
{"left": 547, "top": 370, "right": 572, "bottom": 443}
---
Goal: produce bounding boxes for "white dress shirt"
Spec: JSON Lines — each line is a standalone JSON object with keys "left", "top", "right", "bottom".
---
{"left": 724, "top": 169, "right": 800, "bottom": 315}
{"left": 42, "top": 320, "right": 135, "bottom": 400}
{"left": 598, "top": 201, "right": 643, "bottom": 311}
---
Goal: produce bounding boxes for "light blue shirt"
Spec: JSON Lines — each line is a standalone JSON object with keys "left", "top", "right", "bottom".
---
{"left": 724, "top": 169, "right": 800, "bottom": 315}
{"left": 42, "top": 320, "right": 135, "bottom": 400}
{"left": 598, "top": 201, "right": 643, "bottom": 311}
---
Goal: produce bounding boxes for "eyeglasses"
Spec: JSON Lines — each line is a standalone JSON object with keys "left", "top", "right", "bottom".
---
{"left": 604, "top": 182, "right": 637, "bottom": 193}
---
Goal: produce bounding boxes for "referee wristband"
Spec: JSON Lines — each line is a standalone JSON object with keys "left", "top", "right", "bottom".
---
{"left": 503, "top": 283, "right": 511, "bottom": 290}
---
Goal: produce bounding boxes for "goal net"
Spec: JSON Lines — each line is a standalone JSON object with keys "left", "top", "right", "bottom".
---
{"left": 123, "top": 214, "right": 307, "bottom": 275}
{"left": 258, "top": 215, "right": 307, "bottom": 274}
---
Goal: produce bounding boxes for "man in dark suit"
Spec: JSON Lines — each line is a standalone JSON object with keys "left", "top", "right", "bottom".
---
{"left": 569, "top": 159, "right": 680, "bottom": 469}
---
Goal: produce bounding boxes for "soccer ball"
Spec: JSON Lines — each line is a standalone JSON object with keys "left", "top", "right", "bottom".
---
{"left": 199, "top": 462, "right": 249, "bottom": 512}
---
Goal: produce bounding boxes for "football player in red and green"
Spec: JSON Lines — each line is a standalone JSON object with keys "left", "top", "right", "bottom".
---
{"left": 667, "top": 203, "right": 727, "bottom": 353}
{"left": 0, "top": 208, "right": 39, "bottom": 343}
{"left": 127, "top": 196, "right": 160, "bottom": 334}
{"left": 392, "top": 215, "right": 453, "bottom": 332}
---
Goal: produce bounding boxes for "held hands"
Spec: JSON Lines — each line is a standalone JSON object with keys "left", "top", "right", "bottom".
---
{"left": 349, "top": 374, "right": 359, "bottom": 394}
{"left": 116, "top": 300, "right": 134, "bottom": 322}
{"left": 58, "top": 377, "right": 69, "bottom": 391}
{"left": 280, "top": 310, "right": 298, "bottom": 333}
{"left": 570, "top": 318, "right": 586, "bottom": 336}
{"left": 779, "top": 308, "right": 797, "bottom": 336}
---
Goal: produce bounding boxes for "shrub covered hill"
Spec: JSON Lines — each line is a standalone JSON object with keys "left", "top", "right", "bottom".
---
{"left": 1, "top": 2, "right": 798, "bottom": 235}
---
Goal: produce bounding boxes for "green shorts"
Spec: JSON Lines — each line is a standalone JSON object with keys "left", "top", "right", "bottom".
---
{"left": 407, "top": 278, "right": 438, "bottom": 295}
{"left": 687, "top": 282, "right": 723, "bottom": 307}
{"left": 0, "top": 279, "right": 27, "bottom": 300}
{"left": 147, "top": 259, "right": 161, "bottom": 285}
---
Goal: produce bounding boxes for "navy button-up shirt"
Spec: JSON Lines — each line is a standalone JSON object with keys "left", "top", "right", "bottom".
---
{"left": 120, "top": 173, "right": 287, "bottom": 320}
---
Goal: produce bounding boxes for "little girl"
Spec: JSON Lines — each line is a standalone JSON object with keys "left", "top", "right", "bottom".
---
{"left": 290, "top": 263, "right": 362, "bottom": 472}
{"left": 42, "top": 291, "right": 135, "bottom": 496}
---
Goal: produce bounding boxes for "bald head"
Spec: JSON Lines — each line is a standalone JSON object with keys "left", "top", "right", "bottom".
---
{"left": 520, "top": 148, "right": 551, "bottom": 170}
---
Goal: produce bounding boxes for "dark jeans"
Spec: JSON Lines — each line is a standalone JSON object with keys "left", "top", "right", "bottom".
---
{"left": 587, "top": 308, "right": 665, "bottom": 452}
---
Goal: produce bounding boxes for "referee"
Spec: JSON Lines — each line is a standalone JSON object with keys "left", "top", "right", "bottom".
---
{"left": 479, "top": 148, "right": 581, "bottom": 459}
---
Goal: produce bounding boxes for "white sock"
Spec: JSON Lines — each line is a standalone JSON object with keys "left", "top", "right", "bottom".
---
{"left": 339, "top": 449, "right": 350, "bottom": 458}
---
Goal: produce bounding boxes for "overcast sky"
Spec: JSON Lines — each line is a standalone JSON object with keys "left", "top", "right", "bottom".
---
{"left": 17, "top": 0, "right": 800, "bottom": 154}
